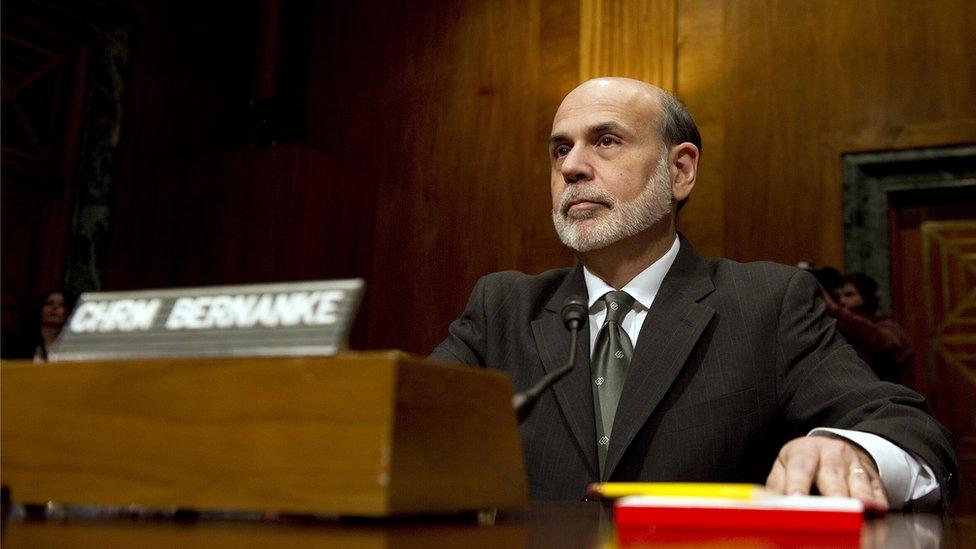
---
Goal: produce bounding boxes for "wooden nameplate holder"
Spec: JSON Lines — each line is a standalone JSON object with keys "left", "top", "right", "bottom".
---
{"left": 0, "top": 351, "right": 527, "bottom": 516}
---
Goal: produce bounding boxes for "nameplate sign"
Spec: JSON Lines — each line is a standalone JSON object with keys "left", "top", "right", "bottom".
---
{"left": 49, "top": 280, "right": 364, "bottom": 361}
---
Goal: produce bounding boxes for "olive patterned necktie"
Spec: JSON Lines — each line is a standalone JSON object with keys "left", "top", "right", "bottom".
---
{"left": 591, "top": 290, "right": 635, "bottom": 479}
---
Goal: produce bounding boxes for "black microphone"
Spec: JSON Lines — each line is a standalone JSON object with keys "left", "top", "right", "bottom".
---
{"left": 513, "top": 295, "right": 587, "bottom": 423}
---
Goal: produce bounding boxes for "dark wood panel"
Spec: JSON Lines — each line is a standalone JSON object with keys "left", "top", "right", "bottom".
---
{"left": 890, "top": 203, "right": 976, "bottom": 513}
{"left": 1, "top": 1, "right": 96, "bottom": 338}
{"left": 101, "top": 0, "right": 578, "bottom": 353}
{"left": 106, "top": 0, "right": 261, "bottom": 291}
{"left": 679, "top": 0, "right": 976, "bottom": 266}
{"left": 308, "top": 0, "right": 578, "bottom": 353}
{"left": 110, "top": 146, "right": 371, "bottom": 287}
{"left": 674, "top": 0, "right": 725, "bottom": 258}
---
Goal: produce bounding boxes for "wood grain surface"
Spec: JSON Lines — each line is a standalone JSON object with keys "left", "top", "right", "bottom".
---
{"left": 1, "top": 352, "right": 526, "bottom": 515}
{"left": 305, "top": 0, "right": 579, "bottom": 354}
{"left": 579, "top": 0, "right": 676, "bottom": 89}
{"left": 677, "top": 0, "right": 976, "bottom": 268}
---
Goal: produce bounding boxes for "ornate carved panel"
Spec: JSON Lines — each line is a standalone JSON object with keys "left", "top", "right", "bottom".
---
{"left": 921, "top": 219, "right": 976, "bottom": 508}
{"left": 1, "top": 6, "right": 91, "bottom": 188}
{"left": 922, "top": 220, "right": 976, "bottom": 395}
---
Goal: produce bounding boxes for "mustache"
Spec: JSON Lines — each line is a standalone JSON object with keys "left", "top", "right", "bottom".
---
{"left": 557, "top": 186, "right": 615, "bottom": 214}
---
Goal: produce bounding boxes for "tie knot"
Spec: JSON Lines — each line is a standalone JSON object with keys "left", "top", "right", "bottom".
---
{"left": 602, "top": 291, "right": 634, "bottom": 324}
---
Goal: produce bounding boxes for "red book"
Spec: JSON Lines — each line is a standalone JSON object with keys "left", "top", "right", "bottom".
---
{"left": 615, "top": 494, "right": 864, "bottom": 534}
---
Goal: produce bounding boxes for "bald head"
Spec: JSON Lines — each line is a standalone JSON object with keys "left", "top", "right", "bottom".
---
{"left": 556, "top": 78, "right": 662, "bottom": 121}
{"left": 554, "top": 77, "right": 701, "bottom": 155}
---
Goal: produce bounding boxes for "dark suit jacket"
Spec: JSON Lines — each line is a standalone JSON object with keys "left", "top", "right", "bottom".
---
{"left": 430, "top": 239, "right": 957, "bottom": 503}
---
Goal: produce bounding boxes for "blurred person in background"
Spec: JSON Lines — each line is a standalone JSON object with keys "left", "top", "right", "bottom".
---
{"left": 823, "top": 273, "right": 912, "bottom": 383}
{"left": 1, "top": 289, "right": 74, "bottom": 363}
{"left": 797, "top": 261, "right": 843, "bottom": 297}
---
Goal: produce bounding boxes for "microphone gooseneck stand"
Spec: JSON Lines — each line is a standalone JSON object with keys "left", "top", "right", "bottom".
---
{"left": 513, "top": 296, "right": 587, "bottom": 423}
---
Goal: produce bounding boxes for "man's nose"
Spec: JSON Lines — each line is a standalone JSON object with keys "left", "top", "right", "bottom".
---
{"left": 560, "top": 146, "right": 593, "bottom": 184}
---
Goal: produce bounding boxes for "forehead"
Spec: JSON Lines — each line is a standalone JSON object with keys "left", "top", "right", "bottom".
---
{"left": 551, "top": 83, "right": 660, "bottom": 137}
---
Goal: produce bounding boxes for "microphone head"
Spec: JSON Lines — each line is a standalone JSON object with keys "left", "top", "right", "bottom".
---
{"left": 560, "top": 295, "right": 587, "bottom": 331}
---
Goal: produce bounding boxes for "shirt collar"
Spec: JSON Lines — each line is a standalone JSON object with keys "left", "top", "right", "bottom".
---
{"left": 582, "top": 235, "right": 681, "bottom": 312}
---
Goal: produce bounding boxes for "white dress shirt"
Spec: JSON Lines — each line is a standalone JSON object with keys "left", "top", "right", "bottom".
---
{"left": 581, "top": 235, "right": 939, "bottom": 509}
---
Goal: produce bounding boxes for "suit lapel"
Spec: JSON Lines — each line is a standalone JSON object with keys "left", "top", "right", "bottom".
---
{"left": 529, "top": 265, "right": 599, "bottom": 478}
{"left": 605, "top": 239, "right": 716, "bottom": 478}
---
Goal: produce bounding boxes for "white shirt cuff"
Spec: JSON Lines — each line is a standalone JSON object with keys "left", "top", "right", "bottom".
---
{"left": 808, "top": 428, "right": 940, "bottom": 510}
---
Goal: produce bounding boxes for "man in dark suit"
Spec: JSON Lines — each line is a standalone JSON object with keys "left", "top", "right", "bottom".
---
{"left": 429, "top": 78, "right": 956, "bottom": 511}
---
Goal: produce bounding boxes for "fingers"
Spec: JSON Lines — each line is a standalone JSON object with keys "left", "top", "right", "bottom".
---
{"left": 769, "top": 439, "right": 820, "bottom": 496}
{"left": 765, "top": 459, "right": 785, "bottom": 493}
{"left": 870, "top": 474, "right": 888, "bottom": 512}
{"left": 814, "top": 441, "right": 851, "bottom": 498}
{"left": 851, "top": 459, "right": 890, "bottom": 513}
{"left": 847, "top": 464, "right": 889, "bottom": 513}
{"left": 765, "top": 437, "right": 890, "bottom": 512}
{"left": 811, "top": 444, "right": 888, "bottom": 511}
{"left": 846, "top": 462, "right": 873, "bottom": 502}
{"left": 784, "top": 450, "right": 820, "bottom": 495}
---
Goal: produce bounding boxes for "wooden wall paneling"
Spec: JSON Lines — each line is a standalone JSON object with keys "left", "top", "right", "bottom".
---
{"left": 713, "top": 0, "right": 837, "bottom": 265}
{"left": 680, "top": 0, "right": 976, "bottom": 267}
{"left": 367, "top": 0, "right": 577, "bottom": 354}
{"left": 889, "top": 212, "right": 976, "bottom": 512}
{"left": 823, "top": 119, "right": 976, "bottom": 157}
{"left": 148, "top": 146, "right": 370, "bottom": 287}
{"left": 107, "top": 0, "right": 261, "bottom": 290}
{"left": 579, "top": 0, "right": 677, "bottom": 89}
{"left": 532, "top": 1, "right": 584, "bottom": 271}
{"left": 107, "top": 0, "right": 368, "bottom": 292}
{"left": 674, "top": 0, "right": 725, "bottom": 258}
{"left": 308, "top": 0, "right": 578, "bottom": 354}
{"left": 809, "top": 0, "right": 976, "bottom": 269}
{"left": 816, "top": 117, "right": 976, "bottom": 287}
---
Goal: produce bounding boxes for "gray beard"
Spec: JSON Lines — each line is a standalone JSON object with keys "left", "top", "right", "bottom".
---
{"left": 552, "top": 154, "right": 673, "bottom": 253}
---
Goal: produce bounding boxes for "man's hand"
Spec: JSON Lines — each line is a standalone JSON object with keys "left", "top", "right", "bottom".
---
{"left": 765, "top": 436, "right": 889, "bottom": 512}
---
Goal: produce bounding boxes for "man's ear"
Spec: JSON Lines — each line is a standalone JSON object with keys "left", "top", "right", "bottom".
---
{"left": 670, "top": 142, "right": 699, "bottom": 202}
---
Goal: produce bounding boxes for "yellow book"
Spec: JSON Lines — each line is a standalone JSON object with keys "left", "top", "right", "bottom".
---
{"left": 587, "top": 482, "right": 768, "bottom": 500}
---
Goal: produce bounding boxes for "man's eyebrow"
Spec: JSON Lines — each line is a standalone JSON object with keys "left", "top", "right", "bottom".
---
{"left": 590, "top": 121, "right": 627, "bottom": 135}
{"left": 549, "top": 121, "right": 630, "bottom": 145}
{"left": 549, "top": 132, "right": 569, "bottom": 145}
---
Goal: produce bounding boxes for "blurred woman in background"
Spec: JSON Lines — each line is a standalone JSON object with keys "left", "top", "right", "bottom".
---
{"left": 823, "top": 274, "right": 912, "bottom": 383}
{"left": 1, "top": 289, "right": 74, "bottom": 363}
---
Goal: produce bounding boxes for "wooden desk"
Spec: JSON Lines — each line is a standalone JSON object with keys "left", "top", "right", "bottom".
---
{"left": 1, "top": 355, "right": 526, "bottom": 516}
{"left": 2, "top": 502, "right": 973, "bottom": 548}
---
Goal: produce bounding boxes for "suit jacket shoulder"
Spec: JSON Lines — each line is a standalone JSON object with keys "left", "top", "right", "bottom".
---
{"left": 429, "top": 267, "right": 581, "bottom": 366}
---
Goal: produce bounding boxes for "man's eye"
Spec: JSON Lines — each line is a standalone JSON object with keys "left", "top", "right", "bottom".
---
{"left": 599, "top": 136, "right": 616, "bottom": 147}
{"left": 554, "top": 145, "right": 571, "bottom": 157}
